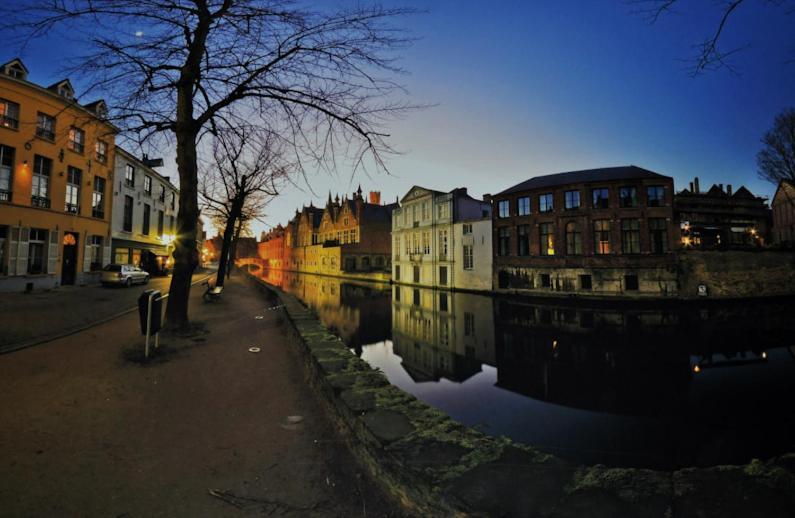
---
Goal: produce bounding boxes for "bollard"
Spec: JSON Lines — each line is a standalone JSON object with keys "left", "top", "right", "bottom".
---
{"left": 138, "top": 290, "right": 163, "bottom": 358}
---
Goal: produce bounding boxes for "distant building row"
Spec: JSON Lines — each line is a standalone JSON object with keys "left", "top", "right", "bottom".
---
{"left": 258, "top": 165, "right": 794, "bottom": 298}
{"left": 0, "top": 58, "right": 194, "bottom": 291}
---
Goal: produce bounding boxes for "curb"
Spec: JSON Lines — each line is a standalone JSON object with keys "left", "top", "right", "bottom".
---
{"left": 0, "top": 273, "right": 215, "bottom": 355}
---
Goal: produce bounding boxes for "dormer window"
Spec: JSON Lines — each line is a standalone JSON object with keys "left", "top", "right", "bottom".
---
{"left": 50, "top": 79, "right": 75, "bottom": 100}
{"left": 59, "top": 87, "right": 73, "bottom": 99}
{"left": 3, "top": 60, "right": 28, "bottom": 80}
{"left": 95, "top": 101, "right": 107, "bottom": 118}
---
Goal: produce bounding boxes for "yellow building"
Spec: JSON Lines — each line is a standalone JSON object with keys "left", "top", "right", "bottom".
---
{"left": 0, "top": 58, "right": 117, "bottom": 291}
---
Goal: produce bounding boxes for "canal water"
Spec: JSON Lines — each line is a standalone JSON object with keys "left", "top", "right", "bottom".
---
{"left": 256, "top": 268, "right": 795, "bottom": 470}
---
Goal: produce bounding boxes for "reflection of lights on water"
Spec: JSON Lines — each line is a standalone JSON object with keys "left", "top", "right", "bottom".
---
{"left": 552, "top": 340, "right": 557, "bottom": 350}
{"left": 762, "top": 351, "right": 767, "bottom": 359}
{"left": 693, "top": 364, "right": 701, "bottom": 373}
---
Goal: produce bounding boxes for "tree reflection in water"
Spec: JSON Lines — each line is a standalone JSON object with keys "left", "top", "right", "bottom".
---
{"left": 258, "top": 268, "right": 795, "bottom": 470}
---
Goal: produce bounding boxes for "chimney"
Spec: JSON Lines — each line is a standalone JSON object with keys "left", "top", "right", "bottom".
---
{"left": 689, "top": 182, "right": 694, "bottom": 192}
{"left": 369, "top": 191, "right": 381, "bottom": 205}
{"left": 727, "top": 184, "right": 733, "bottom": 196}
{"left": 694, "top": 177, "right": 700, "bottom": 194}
{"left": 483, "top": 193, "right": 492, "bottom": 203}
{"left": 719, "top": 183, "right": 723, "bottom": 193}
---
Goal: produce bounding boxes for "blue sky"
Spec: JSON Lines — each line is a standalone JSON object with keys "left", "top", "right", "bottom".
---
{"left": 8, "top": 0, "right": 794, "bottom": 237}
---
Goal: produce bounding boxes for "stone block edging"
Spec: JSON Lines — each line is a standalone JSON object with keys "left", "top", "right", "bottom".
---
{"left": 244, "top": 272, "right": 795, "bottom": 518}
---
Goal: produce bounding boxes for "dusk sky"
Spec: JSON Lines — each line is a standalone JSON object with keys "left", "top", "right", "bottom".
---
{"left": 9, "top": 0, "right": 795, "bottom": 238}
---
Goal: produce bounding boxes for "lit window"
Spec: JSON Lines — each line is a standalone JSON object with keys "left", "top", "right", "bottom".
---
{"left": 539, "top": 222, "right": 555, "bottom": 255}
{"left": 95, "top": 140, "right": 108, "bottom": 163}
{"left": 68, "top": 127, "right": 85, "bottom": 153}
{"left": 593, "top": 220, "right": 610, "bottom": 254}
{"left": 65, "top": 166, "right": 81, "bottom": 214}
{"left": 0, "top": 99, "right": 20, "bottom": 129}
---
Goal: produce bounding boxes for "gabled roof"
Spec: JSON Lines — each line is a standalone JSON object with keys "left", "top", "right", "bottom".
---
{"left": 732, "top": 186, "right": 755, "bottom": 199}
{"left": 2, "top": 58, "right": 28, "bottom": 73}
{"left": 706, "top": 184, "right": 727, "bottom": 197}
{"left": 83, "top": 99, "right": 107, "bottom": 115}
{"left": 47, "top": 78, "right": 75, "bottom": 94}
{"left": 772, "top": 179, "right": 795, "bottom": 205}
{"left": 496, "top": 166, "right": 669, "bottom": 196}
{"left": 399, "top": 185, "right": 445, "bottom": 204}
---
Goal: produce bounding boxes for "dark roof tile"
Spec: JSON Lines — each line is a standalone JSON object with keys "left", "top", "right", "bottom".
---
{"left": 496, "top": 166, "right": 669, "bottom": 196}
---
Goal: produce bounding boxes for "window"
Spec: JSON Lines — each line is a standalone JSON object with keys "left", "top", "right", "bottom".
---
{"left": 32, "top": 155, "right": 51, "bottom": 208}
{"left": 621, "top": 219, "right": 640, "bottom": 254}
{"left": 157, "top": 210, "right": 164, "bottom": 237}
{"left": 564, "top": 190, "right": 580, "bottom": 210}
{"left": 517, "top": 196, "right": 530, "bottom": 216}
{"left": 498, "top": 199, "right": 510, "bottom": 218}
{"left": 142, "top": 204, "right": 151, "bottom": 235}
{"left": 68, "top": 127, "right": 85, "bottom": 153}
{"left": 649, "top": 218, "right": 669, "bottom": 253}
{"left": 125, "top": 164, "right": 135, "bottom": 187}
{"left": 95, "top": 140, "right": 108, "bottom": 163}
{"left": 413, "top": 288, "right": 420, "bottom": 305}
{"left": 517, "top": 224, "right": 530, "bottom": 256}
{"left": 65, "top": 166, "right": 81, "bottom": 214}
{"left": 593, "top": 220, "right": 610, "bottom": 254}
{"left": 123, "top": 195, "right": 133, "bottom": 231}
{"left": 395, "top": 265, "right": 400, "bottom": 281}
{"left": 464, "top": 312, "right": 475, "bottom": 336}
{"left": 497, "top": 227, "right": 510, "bottom": 256}
{"left": 440, "top": 265, "right": 448, "bottom": 285}
{"left": 28, "top": 228, "right": 47, "bottom": 274}
{"left": 462, "top": 223, "right": 473, "bottom": 235}
{"left": 405, "top": 234, "right": 411, "bottom": 255}
{"left": 0, "top": 145, "right": 12, "bottom": 202}
{"left": 625, "top": 274, "right": 639, "bottom": 291}
{"left": 92, "top": 176, "right": 106, "bottom": 218}
{"left": 170, "top": 191, "right": 176, "bottom": 210}
{"left": 438, "top": 202, "right": 449, "bottom": 219}
{"left": 439, "top": 292, "right": 448, "bottom": 312}
{"left": 144, "top": 175, "right": 152, "bottom": 195}
{"left": 438, "top": 230, "right": 448, "bottom": 259}
{"left": 540, "top": 273, "right": 551, "bottom": 288}
{"left": 394, "top": 236, "right": 401, "bottom": 259}
{"left": 536, "top": 193, "right": 551, "bottom": 213}
{"left": 36, "top": 112, "right": 55, "bottom": 140}
{"left": 0, "top": 99, "right": 20, "bottom": 129}
{"left": 463, "top": 244, "right": 474, "bottom": 270}
{"left": 539, "top": 222, "right": 555, "bottom": 255}
{"left": 89, "top": 235, "right": 103, "bottom": 271}
{"left": 413, "top": 265, "right": 420, "bottom": 283}
{"left": 592, "top": 187, "right": 609, "bottom": 209}
{"left": 421, "top": 202, "right": 428, "bottom": 220}
{"left": 647, "top": 185, "right": 665, "bottom": 207}
{"left": 422, "top": 231, "right": 430, "bottom": 254}
{"left": 580, "top": 274, "right": 592, "bottom": 290}
{"left": 168, "top": 215, "right": 175, "bottom": 232}
{"left": 619, "top": 186, "right": 637, "bottom": 208}
{"left": 565, "top": 221, "right": 582, "bottom": 255}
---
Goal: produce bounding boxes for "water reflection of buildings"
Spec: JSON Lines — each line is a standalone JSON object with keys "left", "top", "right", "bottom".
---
{"left": 390, "top": 285, "right": 495, "bottom": 382}
{"left": 259, "top": 268, "right": 391, "bottom": 349}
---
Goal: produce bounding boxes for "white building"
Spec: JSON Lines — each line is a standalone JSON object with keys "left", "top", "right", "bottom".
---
{"left": 391, "top": 186, "right": 492, "bottom": 292}
{"left": 111, "top": 148, "right": 178, "bottom": 273}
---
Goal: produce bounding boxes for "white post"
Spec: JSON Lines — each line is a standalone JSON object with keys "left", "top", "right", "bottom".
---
{"left": 144, "top": 293, "right": 153, "bottom": 358}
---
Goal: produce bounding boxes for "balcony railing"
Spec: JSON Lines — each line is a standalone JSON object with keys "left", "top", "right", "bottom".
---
{"left": 92, "top": 208, "right": 105, "bottom": 219}
{"left": 65, "top": 203, "right": 80, "bottom": 214}
{"left": 36, "top": 127, "right": 55, "bottom": 141}
{"left": 0, "top": 189, "right": 11, "bottom": 202}
{"left": 125, "top": 178, "right": 134, "bottom": 188}
{"left": 31, "top": 195, "right": 50, "bottom": 208}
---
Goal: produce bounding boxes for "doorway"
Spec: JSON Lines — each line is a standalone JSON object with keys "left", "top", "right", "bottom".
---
{"left": 61, "top": 232, "right": 79, "bottom": 285}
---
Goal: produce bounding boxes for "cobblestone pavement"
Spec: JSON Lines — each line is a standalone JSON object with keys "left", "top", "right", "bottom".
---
{"left": 0, "top": 273, "right": 405, "bottom": 517}
{"left": 0, "top": 270, "right": 214, "bottom": 352}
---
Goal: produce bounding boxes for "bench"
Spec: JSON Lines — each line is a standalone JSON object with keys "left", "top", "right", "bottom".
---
{"left": 203, "top": 281, "right": 224, "bottom": 302}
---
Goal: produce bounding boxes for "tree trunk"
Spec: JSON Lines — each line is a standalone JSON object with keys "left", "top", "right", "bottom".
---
{"left": 228, "top": 217, "right": 244, "bottom": 279}
{"left": 165, "top": 106, "right": 199, "bottom": 329}
{"left": 215, "top": 203, "right": 241, "bottom": 287}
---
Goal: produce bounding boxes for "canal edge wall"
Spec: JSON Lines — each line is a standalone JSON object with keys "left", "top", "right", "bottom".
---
{"left": 243, "top": 271, "right": 795, "bottom": 518}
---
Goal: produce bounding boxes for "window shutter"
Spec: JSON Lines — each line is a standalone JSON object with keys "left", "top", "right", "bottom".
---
{"left": 8, "top": 227, "right": 19, "bottom": 275}
{"left": 83, "top": 238, "right": 92, "bottom": 272}
{"left": 47, "top": 229, "right": 59, "bottom": 275}
{"left": 17, "top": 228, "right": 31, "bottom": 275}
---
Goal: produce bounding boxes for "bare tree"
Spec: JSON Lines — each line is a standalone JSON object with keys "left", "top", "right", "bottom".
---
{"left": 631, "top": 0, "right": 794, "bottom": 76}
{"left": 757, "top": 107, "right": 795, "bottom": 184}
{"left": 201, "top": 127, "right": 288, "bottom": 287}
{"left": 3, "top": 0, "right": 416, "bottom": 329}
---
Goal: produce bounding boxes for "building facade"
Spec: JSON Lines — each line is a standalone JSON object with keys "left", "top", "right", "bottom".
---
{"left": 0, "top": 59, "right": 117, "bottom": 291}
{"left": 674, "top": 178, "right": 771, "bottom": 249}
{"left": 391, "top": 186, "right": 492, "bottom": 292}
{"left": 111, "top": 148, "right": 178, "bottom": 274}
{"left": 771, "top": 179, "right": 795, "bottom": 248}
{"left": 258, "top": 187, "right": 396, "bottom": 279}
{"left": 492, "top": 166, "right": 678, "bottom": 297}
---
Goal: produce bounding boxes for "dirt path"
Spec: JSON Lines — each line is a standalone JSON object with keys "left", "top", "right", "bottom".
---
{"left": 0, "top": 274, "right": 405, "bottom": 517}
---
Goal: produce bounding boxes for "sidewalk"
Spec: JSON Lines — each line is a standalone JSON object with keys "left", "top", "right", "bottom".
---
{"left": 0, "top": 270, "right": 213, "bottom": 353}
{"left": 0, "top": 273, "right": 404, "bottom": 517}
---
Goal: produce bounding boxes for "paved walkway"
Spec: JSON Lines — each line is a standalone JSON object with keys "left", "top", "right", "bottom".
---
{"left": 0, "top": 270, "right": 214, "bottom": 352}
{"left": 0, "top": 274, "right": 404, "bottom": 517}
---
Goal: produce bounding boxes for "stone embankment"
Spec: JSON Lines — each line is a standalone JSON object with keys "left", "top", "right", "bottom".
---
{"left": 246, "top": 272, "right": 795, "bottom": 517}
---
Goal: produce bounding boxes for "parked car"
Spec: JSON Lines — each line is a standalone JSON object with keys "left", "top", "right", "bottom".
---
{"left": 101, "top": 264, "right": 150, "bottom": 287}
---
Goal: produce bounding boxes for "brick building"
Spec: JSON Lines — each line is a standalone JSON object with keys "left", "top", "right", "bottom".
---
{"left": 675, "top": 178, "right": 771, "bottom": 249}
{"left": 258, "top": 186, "right": 396, "bottom": 279}
{"left": 771, "top": 179, "right": 795, "bottom": 248}
{"left": 491, "top": 166, "right": 677, "bottom": 297}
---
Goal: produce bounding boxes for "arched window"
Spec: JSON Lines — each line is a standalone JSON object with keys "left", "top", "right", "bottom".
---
{"left": 566, "top": 221, "right": 582, "bottom": 255}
